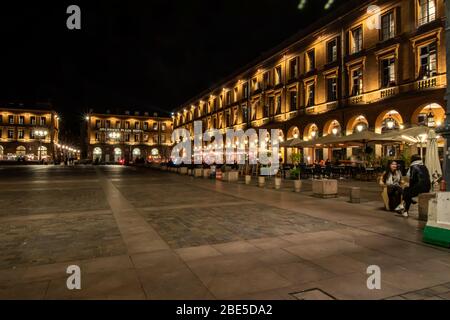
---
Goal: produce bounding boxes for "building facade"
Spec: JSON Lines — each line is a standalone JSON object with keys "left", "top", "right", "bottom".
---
{"left": 0, "top": 104, "right": 59, "bottom": 161}
{"left": 85, "top": 111, "right": 173, "bottom": 163}
{"left": 173, "top": 0, "right": 447, "bottom": 164}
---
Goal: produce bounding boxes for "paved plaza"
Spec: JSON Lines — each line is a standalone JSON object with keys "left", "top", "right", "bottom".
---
{"left": 0, "top": 165, "right": 450, "bottom": 300}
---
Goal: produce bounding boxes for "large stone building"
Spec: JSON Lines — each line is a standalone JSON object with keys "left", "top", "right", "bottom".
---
{"left": 173, "top": 0, "right": 447, "bottom": 164}
{"left": 85, "top": 111, "right": 173, "bottom": 163}
{"left": 0, "top": 103, "right": 59, "bottom": 161}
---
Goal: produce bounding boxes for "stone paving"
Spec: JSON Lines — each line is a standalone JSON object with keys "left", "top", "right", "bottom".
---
{"left": 0, "top": 165, "right": 449, "bottom": 300}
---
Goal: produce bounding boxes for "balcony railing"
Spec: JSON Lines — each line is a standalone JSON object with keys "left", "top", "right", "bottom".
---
{"left": 416, "top": 76, "right": 438, "bottom": 90}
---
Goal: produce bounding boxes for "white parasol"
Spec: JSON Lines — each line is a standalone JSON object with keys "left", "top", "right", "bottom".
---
{"left": 425, "top": 129, "right": 442, "bottom": 189}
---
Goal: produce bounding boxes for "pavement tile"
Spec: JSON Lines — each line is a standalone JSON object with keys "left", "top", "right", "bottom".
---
{"left": 175, "top": 245, "right": 222, "bottom": 262}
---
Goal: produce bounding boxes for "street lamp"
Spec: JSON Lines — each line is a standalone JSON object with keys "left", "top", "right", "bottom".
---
{"left": 386, "top": 115, "right": 396, "bottom": 130}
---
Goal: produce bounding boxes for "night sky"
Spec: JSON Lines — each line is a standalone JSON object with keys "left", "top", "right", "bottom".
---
{"left": 0, "top": 0, "right": 349, "bottom": 136}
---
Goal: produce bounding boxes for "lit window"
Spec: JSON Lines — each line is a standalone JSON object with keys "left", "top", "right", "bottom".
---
{"left": 381, "top": 58, "right": 396, "bottom": 87}
{"left": 306, "top": 83, "right": 315, "bottom": 107}
{"left": 327, "top": 77, "right": 338, "bottom": 101}
{"left": 289, "top": 58, "right": 298, "bottom": 79}
{"left": 275, "top": 66, "right": 282, "bottom": 85}
{"left": 351, "top": 27, "right": 363, "bottom": 54}
{"left": 289, "top": 91, "right": 297, "bottom": 111}
{"left": 306, "top": 50, "right": 315, "bottom": 72}
{"left": 351, "top": 69, "right": 363, "bottom": 96}
{"left": 418, "top": 0, "right": 436, "bottom": 26}
{"left": 381, "top": 11, "right": 395, "bottom": 41}
{"left": 327, "top": 39, "right": 338, "bottom": 63}
{"left": 419, "top": 42, "right": 437, "bottom": 79}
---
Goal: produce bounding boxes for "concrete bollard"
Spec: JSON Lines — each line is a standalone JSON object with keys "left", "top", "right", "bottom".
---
{"left": 294, "top": 180, "right": 302, "bottom": 193}
{"left": 245, "top": 175, "right": 252, "bottom": 185}
{"left": 203, "top": 169, "right": 210, "bottom": 179}
{"left": 274, "top": 177, "right": 282, "bottom": 190}
{"left": 258, "top": 176, "right": 265, "bottom": 188}
{"left": 350, "top": 187, "right": 361, "bottom": 203}
{"left": 418, "top": 193, "right": 436, "bottom": 221}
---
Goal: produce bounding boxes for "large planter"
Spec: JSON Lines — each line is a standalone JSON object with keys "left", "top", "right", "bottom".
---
{"left": 179, "top": 167, "right": 188, "bottom": 175}
{"left": 245, "top": 175, "right": 252, "bottom": 185}
{"left": 312, "top": 179, "right": 338, "bottom": 198}
{"left": 294, "top": 180, "right": 302, "bottom": 193}
{"left": 203, "top": 169, "right": 210, "bottom": 178}
{"left": 228, "top": 171, "right": 239, "bottom": 182}
{"left": 258, "top": 176, "right": 265, "bottom": 188}
{"left": 274, "top": 177, "right": 282, "bottom": 190}
{"left": 222, "top": 171, "right": 229, "bottom": 181}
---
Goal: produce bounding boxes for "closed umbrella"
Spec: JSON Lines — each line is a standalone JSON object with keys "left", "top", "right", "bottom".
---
{"left": 425, "top": 129, "right": 442, "bottom": 190}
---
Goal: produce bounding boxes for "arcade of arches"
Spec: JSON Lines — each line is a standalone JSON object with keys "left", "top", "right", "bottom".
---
{"left": 283, "top": 103, "right": 446, "bottom": 164}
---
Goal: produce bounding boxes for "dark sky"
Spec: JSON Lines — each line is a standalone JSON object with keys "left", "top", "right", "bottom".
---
{"left": 0, "top": 0, "right": 349, "bottom": 135}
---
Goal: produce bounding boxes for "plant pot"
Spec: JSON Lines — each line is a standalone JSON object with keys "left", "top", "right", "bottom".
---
{"left": 294, "top": 180, "right": 302, "bottom": 193}
{"left": 258, "top": 176, "right": 265, "bottom": 188}
{"left": 274, "top": 177, "right": 282, "bottom": 190}
{"left": 245, "top": 175, "right": 252, "bottom": 185}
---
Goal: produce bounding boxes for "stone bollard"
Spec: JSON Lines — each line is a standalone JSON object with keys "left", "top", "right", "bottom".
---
{"left": 258, "top": 176, "right": 265, "bottom": 188}
{"left": 245, "top": 175, "right": 252, "bottom": 185}
{"left": 187, "top": 169, "right": 192, "bottom": 176}
{"left": 294, "top": 180, "right": 302, "bottom": 193}
{"left": 203, "top": 169, "right": 210, "bottom": 179}
{"left": 350, "top": 187, "right": 361, "bottom": 203}
{"left": 418, "top": 193, "right": 436, "bottom": 221}
{"left": 274, "top": 177, "right": 282, "bottom": 190}
{"left": 180, "top": 167, "right": 188, "bottom": 175}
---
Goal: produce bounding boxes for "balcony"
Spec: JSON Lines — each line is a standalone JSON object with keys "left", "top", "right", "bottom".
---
{"left": 416, "top": 76, "right": 441, "bottom": 90}
{"left": 348, "top": 94, "right": 364, "bottom": 105}
{"left": 380, "top": 86, "right": 398, "bottom": 99}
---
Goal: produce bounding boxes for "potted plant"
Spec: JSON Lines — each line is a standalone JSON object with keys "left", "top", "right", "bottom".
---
{"left": 290, "top": 152, "right": 302, "bottom": 192}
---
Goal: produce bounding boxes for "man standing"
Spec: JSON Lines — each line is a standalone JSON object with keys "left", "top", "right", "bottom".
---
{"left": 401, "top": 155, "right": 431, "bottom": 217}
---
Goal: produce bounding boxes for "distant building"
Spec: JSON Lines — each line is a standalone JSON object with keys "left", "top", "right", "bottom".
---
{"left": 85, "top": 111, "right": 173, "bottom": 163}
{"left": 0, "top": 103, "right": 59, "bottom": 162}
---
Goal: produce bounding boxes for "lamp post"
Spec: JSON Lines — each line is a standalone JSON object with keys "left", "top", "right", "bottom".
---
{"left": 441, "top": 0, "right": 450, "bottom": 191}
{"left": 34, "top": 130, "right": 48, "bottom": 162}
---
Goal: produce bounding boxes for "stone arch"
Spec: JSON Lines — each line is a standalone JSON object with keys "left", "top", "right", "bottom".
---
{"left": 411, "top": 103, "right": 446, "bottom": 128}
{"left": 303, "top": 123, "right": 319, "bottom": 141}
{"left": 287, "top": 126, "right": 300, "bottom": 140}
{"left": 375, "top": 109, "right": 404, "bottom": 133}
{"left": 346, "top": 115, "right": 369, "bottom": 135}
{"left": 323, "top": 119, "right": 342, "bottom": 137}
{"left": 16, "top": 146, "right": 26, "bottom": 156}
